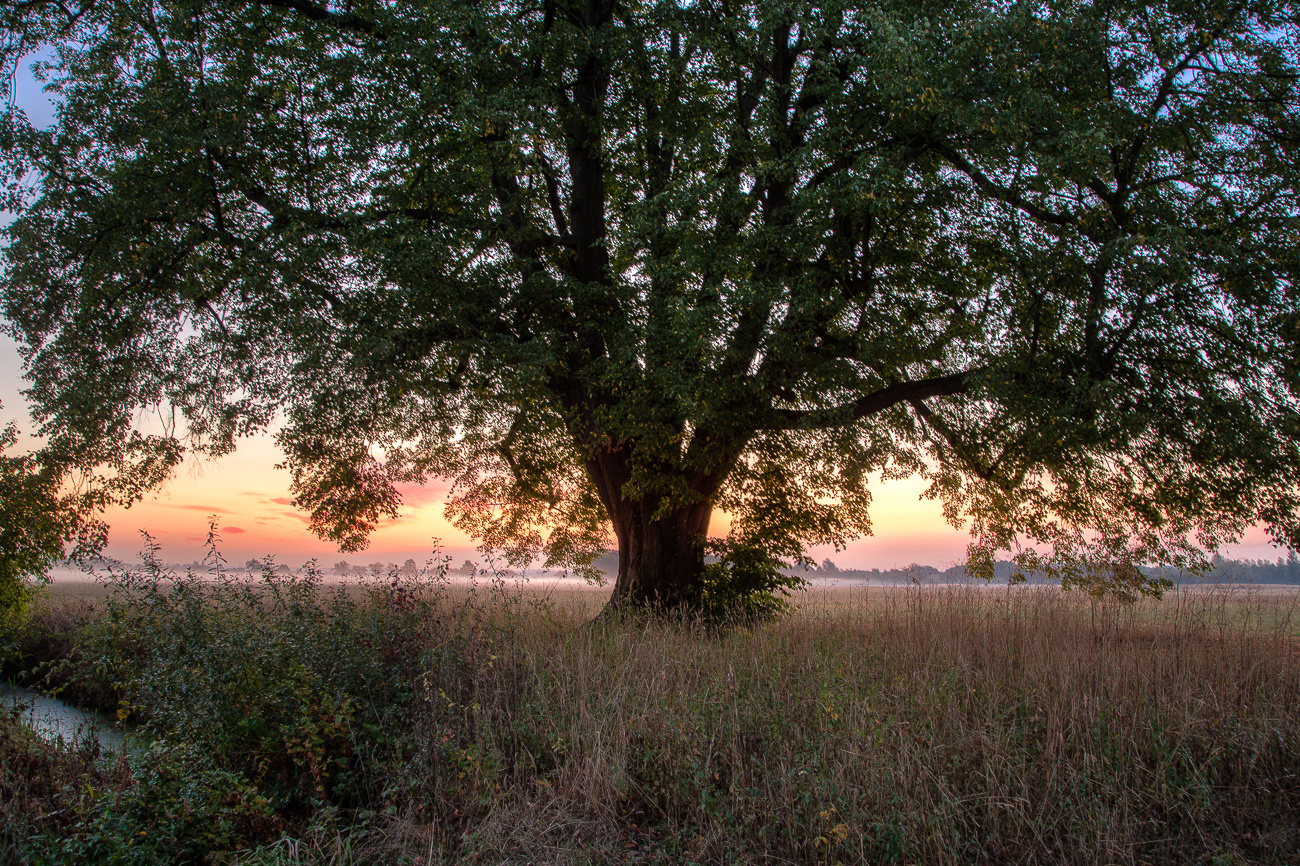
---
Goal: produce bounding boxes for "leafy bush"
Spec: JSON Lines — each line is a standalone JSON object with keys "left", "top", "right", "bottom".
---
{"left": 24, "top": 742, "right": 276, "bottom": 866}
{"left": 4, "top": 529, "right": 502, "bottom": 863}
{"left": 1, "top": 592, "right": 110, "bottom": 711}
{"left": 83, "top": 534, "right": 448, "bottom": 813}
{"left": 3, "top": 524, "right": 538, "bottom": 863}
{"left": 699, "top": 537, "right": 806, "bottom": 622}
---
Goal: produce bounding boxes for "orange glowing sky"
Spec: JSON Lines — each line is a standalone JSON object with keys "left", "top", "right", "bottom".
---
{"left": 3, "top": 329, "right": 984, "bottom": 569}
{"left": 97, "top": 438, "right": 983, "bottom": 571}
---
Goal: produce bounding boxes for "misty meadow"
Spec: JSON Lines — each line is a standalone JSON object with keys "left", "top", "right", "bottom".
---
{"left": 5, "top": 0, "right": 1300, "bottom": 861}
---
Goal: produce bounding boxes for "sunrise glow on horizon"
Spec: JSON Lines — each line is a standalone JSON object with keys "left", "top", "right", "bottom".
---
{"left": 89, "top": 425, "right": 981, "bottom": 571}
{"left": 1, "top": 334, "right": 1286, "bottom": 573}
{"left": 63, "top": 436, "right": 1299, "bottom": 572}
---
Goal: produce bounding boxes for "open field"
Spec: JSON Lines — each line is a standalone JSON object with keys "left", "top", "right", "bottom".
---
{"left": 35, "top": 564, "right": 1300, "bottom": 604}
{"left": 4, "top": 572, "right": 1299, "bottom": 864}
{"left": 33, "top": 570, "right": 1300, "bottom": 642}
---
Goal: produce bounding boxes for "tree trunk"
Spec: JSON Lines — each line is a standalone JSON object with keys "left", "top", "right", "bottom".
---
{"left": 606, "top": 498, "right": 713, "bottom": 610}
{"left": 584, "top": 444, "right": 731, "bottom": 613}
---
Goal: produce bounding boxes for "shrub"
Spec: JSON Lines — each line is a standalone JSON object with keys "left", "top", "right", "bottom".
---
{"left": 81, "top": 535, "right": 450, "bottom": 813}
{"left": 699, "top": 537, "right": 806, "bottom": 622}
{"left": 24, "top": 742, "right": 277, "bottom": 866}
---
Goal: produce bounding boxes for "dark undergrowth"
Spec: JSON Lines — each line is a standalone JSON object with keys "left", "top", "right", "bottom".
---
{"left": 2, "top": 543, "right": 1299, "bottom": 864}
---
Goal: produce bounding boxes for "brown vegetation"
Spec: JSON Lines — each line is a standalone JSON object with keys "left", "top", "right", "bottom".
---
{"left": 437, "top": 584, "right": 1300, "bottom": 863}
{"left": 3, "top": 576, "right": 1298, "bottom": 864}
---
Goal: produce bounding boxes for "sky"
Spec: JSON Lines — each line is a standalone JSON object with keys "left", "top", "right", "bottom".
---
{"left": 0, "top": 50, "right": 1286, "bottom": 573}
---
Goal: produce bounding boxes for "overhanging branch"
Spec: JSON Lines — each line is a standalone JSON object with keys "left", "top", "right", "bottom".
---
{"left": 763, "top": 370, "right": 975, "bottom": 430}
{"left": 935, "top": 144, "right": 1078, "bottom": 229}
{"left": 250, "top": 0, "right": 384, "bottom": 37}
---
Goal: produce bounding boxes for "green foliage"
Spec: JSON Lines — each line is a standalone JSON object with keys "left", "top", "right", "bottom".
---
{"left": 0, "top": 421, "right": 59, "bottom": 613}
{"left": 965, "top": 539, "right": 1175, "bottom": 601}
{"left": 2, "top": 0, "right": 1299, "bottom": 606}
{"left": 27, "top": 524, "right": 541, "bottom": 863}
{"left": 0, "top": 410, "right": 106, "bottom": 615}
{"left": 85, "top": 531, "right": 441, "bottom": 814}
{"left": 699, "top": 537, "right": 807, "bottom": 622}
{"left": 26, "top": 743, "right": 276, "bottom": 866}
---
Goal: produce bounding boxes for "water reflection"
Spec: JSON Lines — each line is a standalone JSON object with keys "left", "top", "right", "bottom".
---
{"left": 2, "top": 684, "right": 132, "bottom": 756}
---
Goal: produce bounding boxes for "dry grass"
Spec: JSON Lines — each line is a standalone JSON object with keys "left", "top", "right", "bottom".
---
{"left": 7, "top": 577, "right": 1300, "bottom": 864}
{"left": 357, "top": 582, "right": 1300, "bottom": 864}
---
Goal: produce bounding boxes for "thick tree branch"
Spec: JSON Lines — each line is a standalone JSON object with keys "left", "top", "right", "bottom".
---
{"left": 909, "top": 397, "right": 1000, "bottom": 484}
{"left": 763, "top": 371, "right": 975, "bottom": 430}
{"left": 209, "top": 146, "right": 458, "bottom": 232}
{"left": 935, "top": 144, "right": 1078, "bottom": 229}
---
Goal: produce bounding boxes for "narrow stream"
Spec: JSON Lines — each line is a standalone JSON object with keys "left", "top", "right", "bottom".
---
{"left": 2, "top": 684, "right": 134, "bottom": 757}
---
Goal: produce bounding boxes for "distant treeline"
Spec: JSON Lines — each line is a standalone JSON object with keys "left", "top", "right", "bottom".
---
{"left": 805, "top": 553, "right": 1300, "bottom": 586}
{"left": 66, "top": 551, "right": 1300, "bottom": 585}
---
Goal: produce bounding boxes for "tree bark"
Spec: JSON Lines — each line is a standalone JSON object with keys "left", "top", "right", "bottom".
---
{"left": 606, "top": 499, "right": 713, "bottom": 610}
{"left": 584, "top": 447, "right": 720, "bottom": 611}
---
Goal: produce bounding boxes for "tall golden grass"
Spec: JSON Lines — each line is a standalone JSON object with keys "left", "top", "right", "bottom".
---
{"left": 399, "top": 583, "right": 1300, "bottom": 863}
{"left": 6, "top": 577, "right": 1299, "bottom": 864}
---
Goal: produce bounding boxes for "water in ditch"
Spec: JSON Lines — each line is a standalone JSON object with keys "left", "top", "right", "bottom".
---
{"left": 2, "top": 684, "right": 134, "bottom": 757}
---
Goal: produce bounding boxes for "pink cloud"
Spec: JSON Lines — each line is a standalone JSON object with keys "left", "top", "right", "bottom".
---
{"left": 177, "top": 504, "right": 231, "bottom": 513}
{"left": 396, "top": 480, "right": 452, "bottom": 507}
{"left": 224, "top": 527, "right": 247, "bottom": 534}
{"left": 271, "top": 497, "right": 294, "bottom": 506}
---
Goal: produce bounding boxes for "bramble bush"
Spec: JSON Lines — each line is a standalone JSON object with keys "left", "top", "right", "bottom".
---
{"left": 11, "top": 527, "right": 529, "bottom": 862}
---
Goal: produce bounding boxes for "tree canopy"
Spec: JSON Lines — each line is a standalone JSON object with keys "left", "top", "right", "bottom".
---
{"left": 2, "top": 0, "right": 1299, "bottom": 609}
{"left": 0, "top": 402, "right": 105, "bottom": 612}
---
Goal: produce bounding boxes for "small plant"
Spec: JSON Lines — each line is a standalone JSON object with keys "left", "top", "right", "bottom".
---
{"left": 699, "top": 537, "right": 807, "bottom": 622}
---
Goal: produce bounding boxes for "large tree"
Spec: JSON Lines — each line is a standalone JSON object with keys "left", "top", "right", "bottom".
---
{"left": 2, "top": 0, "right": 1299, "bottom": 609}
